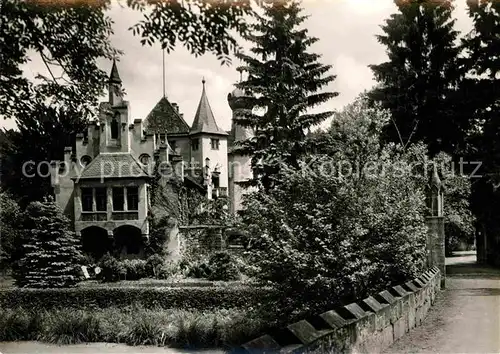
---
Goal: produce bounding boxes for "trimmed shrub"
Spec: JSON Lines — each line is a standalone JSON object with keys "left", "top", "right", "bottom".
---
{"left": 0, "top": 286, "right": 269, "bottom": 310}
{"left": 208, "top": 252, "right": 240, "bottom": 281}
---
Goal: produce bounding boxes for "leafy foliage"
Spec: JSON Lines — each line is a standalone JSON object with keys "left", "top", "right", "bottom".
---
{"left": 430, "top": 153, "right": 475, "bottom": 254}
{"left": 0, "top": 190, "right": 22, "bottom": 271}
{"left": 13, "top": 198, "right": 83, "bottom": 288}
{"left": 240, "top": 99, "right": 428, "bottom": 321}
{"left": 128, "top": 0, "right": 253, "bottom": 65}
{"left": 233, "top": 0, "right": 337, "bottom": 190}
{"left": 207, "top": 252, "right": 240, "bottom": 281}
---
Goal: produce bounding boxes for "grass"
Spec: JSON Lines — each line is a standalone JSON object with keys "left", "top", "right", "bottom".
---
{"left": 0, "top": 306, "right": 265, "bottom": 349}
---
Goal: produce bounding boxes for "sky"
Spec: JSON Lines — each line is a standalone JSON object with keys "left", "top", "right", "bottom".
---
{"left": 1, "top": 0, "right": 473, "bottom": 132}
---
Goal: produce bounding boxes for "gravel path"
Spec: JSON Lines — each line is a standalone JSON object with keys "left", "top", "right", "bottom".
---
{"left": 0, "top": 342, "right": 223, "bottom": 354}
{"left": 385, "top": 251, "right": 500, "bottom": 354}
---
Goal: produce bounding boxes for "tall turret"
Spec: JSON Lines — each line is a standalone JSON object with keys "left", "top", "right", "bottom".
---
{"left": 109, "top": 59, "right": 123, "bottom": 106}
{"left": 227, "top": 86, "right": 255, "bottom": 214}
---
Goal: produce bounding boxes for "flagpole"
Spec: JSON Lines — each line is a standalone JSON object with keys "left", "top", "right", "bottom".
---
{"left": 162, "top": 48, "right": 166, "bottom": 98}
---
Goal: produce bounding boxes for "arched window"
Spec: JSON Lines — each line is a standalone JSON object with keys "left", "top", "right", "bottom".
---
{"left": 111, "top": 117, "right": 119, "bottom": 139}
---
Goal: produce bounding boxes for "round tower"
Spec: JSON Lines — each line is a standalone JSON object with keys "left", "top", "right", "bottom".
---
{"left": 227, "top": 87, "right": 255, "bottom": 214}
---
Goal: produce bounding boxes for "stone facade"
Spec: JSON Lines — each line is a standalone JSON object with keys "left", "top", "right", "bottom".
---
{"left": 51, "top": 61, "right": 253, "bottom": 259}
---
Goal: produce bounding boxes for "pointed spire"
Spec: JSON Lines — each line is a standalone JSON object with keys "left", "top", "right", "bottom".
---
{"left": 109, "top": 59, "right": 121, "bottom": 84}
{"left": 190, "top": 78, "right": 227, "bottom": 136}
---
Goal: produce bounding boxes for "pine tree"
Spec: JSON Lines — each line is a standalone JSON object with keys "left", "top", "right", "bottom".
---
{"left": 14, "top": 198, "right": 83, "bottom": 288}
{"left": 369, "top": 0, "right": 467, "bottom": 156}
{"left": 233, "top": 0, "right": 337, "bottom": 190}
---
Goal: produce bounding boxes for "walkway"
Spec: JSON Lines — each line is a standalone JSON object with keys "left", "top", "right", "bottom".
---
{"left": 385, "top": 251, "right": 500, "bottom": 354}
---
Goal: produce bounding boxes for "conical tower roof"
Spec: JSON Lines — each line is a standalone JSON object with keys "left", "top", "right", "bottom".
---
{"left": 190, "top": 78, "right": 227, "bottom": 136}
{"left": 109, "top": 59, "right": 121, "bottom": 84}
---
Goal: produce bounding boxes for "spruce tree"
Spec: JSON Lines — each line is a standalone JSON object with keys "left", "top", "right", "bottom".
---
{"left": 234, "top": 0, "right": 337, "bottom": 190}
{"left": 369, "top": 0, "right": 467, "bottom": 156}
{"left": 14, "top": 198, "right": 83, "bottom": 288}
{"left": 461, "top": 0, "right": 500, "bottom": 265}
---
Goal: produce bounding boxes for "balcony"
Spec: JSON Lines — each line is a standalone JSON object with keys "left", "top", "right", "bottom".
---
{"left": 112, "top": 211, "right": 139, "bottom": 220}
{"left": 81, "top": 212, "right": 107, "bottom": 222}
{"left": 80, "top": 211, "right": 139, "bottom": 221}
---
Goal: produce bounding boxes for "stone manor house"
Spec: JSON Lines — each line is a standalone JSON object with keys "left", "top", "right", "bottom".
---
{"left": 51, "top": 61, "right": 253, "bottom": 259}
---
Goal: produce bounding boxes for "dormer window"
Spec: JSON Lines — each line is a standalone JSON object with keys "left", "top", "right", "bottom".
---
{"left": 111, "top": 117, "right": 119, "bottom": 139}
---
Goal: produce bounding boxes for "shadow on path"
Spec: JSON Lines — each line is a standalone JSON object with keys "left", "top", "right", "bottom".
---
{"left": 384, "top": 251, "right": 500, "bottom": 354}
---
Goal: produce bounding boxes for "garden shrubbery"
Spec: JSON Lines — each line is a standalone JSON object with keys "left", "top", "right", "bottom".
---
{"left": 0, "top": 306, "right": 264, "bottom": 348}
{"left": 0, "top": 285, "right": 268, "bottom": 310}
{"left": 240, "top": 98, "right": 430, "bottom": 322}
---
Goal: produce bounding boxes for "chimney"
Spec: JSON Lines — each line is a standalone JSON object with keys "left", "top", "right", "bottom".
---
{"left": 172, "top": 103, "right": 179, "bottom": 113}
{"left": 134, "top": 118, "right": 144, "bottom": 140}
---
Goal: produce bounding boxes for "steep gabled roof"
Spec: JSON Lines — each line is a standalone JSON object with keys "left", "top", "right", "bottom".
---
{"left": 144, "top": 97, "right": 190, "bottom": 135}
{"left": 190, "top": 79, "right": 228, "bottom": 136}
{"left": 77, "top": 153, "right": 150, "bottom": 180}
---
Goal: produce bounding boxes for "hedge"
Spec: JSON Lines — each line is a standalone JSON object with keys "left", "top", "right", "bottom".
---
{"left": 0, "top": 286, "right": 271, "bottom": 310}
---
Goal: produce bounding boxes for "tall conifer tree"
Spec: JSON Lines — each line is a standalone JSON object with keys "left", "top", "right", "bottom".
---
{"left": 369, "top": 0, "right": 466, "bottom": 156}
{"left": 234, "top": 0, "right": 337, "bottom": 190}
{"left": 462, "top": 0, "right": 500, "bottom": 265}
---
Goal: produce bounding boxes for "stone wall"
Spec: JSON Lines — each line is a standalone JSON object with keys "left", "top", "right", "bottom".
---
{"left": 240, "top": 267, "right": 441, "bottom": 354}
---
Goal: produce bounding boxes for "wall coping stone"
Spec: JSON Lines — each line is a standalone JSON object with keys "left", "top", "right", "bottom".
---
{"left": 376, "top": 290, "right": 397, "bottom": 304}
{"left": 344, "top": 303, "right": 368, "bottom": 319}
{"left": 319, "top": 310, "right": 349, "bottom": 329}
{"left": 236, "top": 267, "right": 441, "bottom": 354}
{"left": 391, "top": 285, "right": 409, "bottom": 297}
{"left": 361, "top": 296, "right": 385, "bottom": 312}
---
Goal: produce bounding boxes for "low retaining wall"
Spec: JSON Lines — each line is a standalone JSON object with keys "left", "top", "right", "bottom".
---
{"left": 240, "top": 267, "right": 441, "bottom": 354}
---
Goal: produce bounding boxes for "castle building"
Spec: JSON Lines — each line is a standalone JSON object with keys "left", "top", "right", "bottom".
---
{"left": 52, "top": 61, "right": 253, "bottom": 259}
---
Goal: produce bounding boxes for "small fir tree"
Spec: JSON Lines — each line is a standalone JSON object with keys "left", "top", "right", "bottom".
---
{"left": 234, "top": 0, "right": 337, "bottom": 190}
{"left": 14, "top": 198, "right": 83, "bottom": 288}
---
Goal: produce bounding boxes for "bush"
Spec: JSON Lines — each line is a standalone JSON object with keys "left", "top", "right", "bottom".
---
{"left": 186, "top": 258, "right": 212, "bottom": 279}
{"left": 145, "top": 254, "right": 164, "bottom": 278}
{"left": 122, "top": 259, "right": 147, "bottom": 280}
{"left": 207, "top": 252, "right": 240, "bottom": 281}
{"left": 0, "top": 286, "right": 269, "bottom": 310}
{"left": 98, "top": 254, "right": 126, "bottom": 282}
{"left": 156, "top": 261, "right": 179, "bottom": 280}
{"left": 240, "top": 98, "right": 429, "bottom": 321}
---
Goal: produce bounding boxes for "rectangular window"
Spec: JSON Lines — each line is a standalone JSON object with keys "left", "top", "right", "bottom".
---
{"left": 81, "top": 188, "right": 93, "bottom": 212}
{"left": 95, "top": 187, "right": 107, "bottom": 211}
{"left": 112, "top": 187, "right": 124, "bottom": 211}
{"left": 127, "top": 187, "right": 139, "bottom": 211}
{"left": 191, "top": 139, "right": 199, "bottom": 151}
{"left": 211, "top": 138, "right": 219, "bottom": 150}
